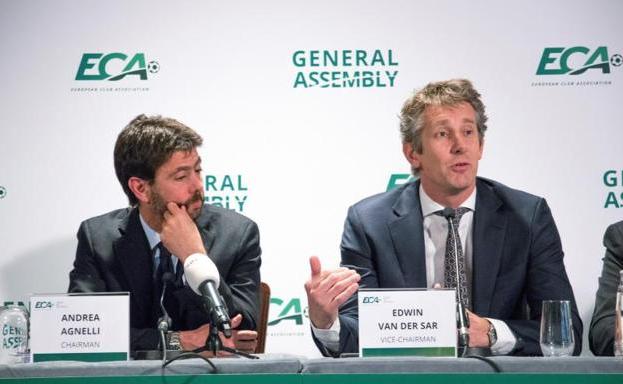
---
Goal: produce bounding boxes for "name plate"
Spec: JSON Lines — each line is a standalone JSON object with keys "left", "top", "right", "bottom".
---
{"left": 358, "top": 288, "right": 456, "bottom": 357}
{"left": 30, "top": 293, "right": 129, "bottom": 362}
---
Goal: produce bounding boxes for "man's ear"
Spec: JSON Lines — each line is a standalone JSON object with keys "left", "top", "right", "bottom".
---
{"left": 128, "top": 177, "right": 150, "bottom": 204}
{"left": 402, "top": 142, "right": 421, "bottom": 169}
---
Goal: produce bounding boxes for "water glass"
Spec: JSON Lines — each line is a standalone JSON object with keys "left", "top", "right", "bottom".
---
{"left": 539, "top": 300, "right": 574, "bottom": 357}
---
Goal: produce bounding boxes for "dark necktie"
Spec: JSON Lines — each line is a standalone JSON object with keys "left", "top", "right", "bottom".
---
{"left": 435, "top": 207, "right": 471, "bottom": 310}
{"left": 154, "top": 243, "right": 174, "bottom": 314}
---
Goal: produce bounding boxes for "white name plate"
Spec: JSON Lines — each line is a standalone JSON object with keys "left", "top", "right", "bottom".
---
{"left": 358, "top": 288, "right": 456, "bottom": 357}
{"left": 30, "top": 292, "right": 130, "bottom": 362}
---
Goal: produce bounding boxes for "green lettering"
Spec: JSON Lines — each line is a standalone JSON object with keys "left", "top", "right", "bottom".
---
{"left": 75, "top": 53, "right": 105, "bottom": 80}
{"left": 293, "top": 72, "right": 308, "bottom": 88}
{"left": 205, "top": 175, "right": 217, "bottom": 191}
{"left": 292, "top": 51, "right": 306, "bottom": 67}
{"left": 603, "top": 170, "right": 618, "bottom": 187}
{"left": 536, "top": 47, "right": 565, "bottom": 75}
{"left": 237, "top": 175, "right": 247, "bottom": 191}
{"left": 222, "top": 175, "right": 234, "bottom": 191}
{"left": 388, "top": 49, "right": 398, "bottom": 66}
{"left": 387, "top": 174, "right": 413, "bottom": 191}
{"left": 98, "top": 53, "right": 127, "bottom": 79}
{"left": 370, "top": 50, "right": 384, "bottom": 66}
{"left": 604, "top": 192, "right": 620, "bottom": 208}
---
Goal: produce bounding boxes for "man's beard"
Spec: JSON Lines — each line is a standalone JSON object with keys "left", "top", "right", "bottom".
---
{"left": 149, "top": 188, "right": 204, "bottom": 221}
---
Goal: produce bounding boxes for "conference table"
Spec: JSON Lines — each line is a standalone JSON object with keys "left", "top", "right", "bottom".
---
{"left": 0, "top": 355, "right": 621, "bottom": 383}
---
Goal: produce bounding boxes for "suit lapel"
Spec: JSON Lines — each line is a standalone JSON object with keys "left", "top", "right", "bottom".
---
{"left": 114, "top": 208, "right": 154, "bottom": 320}
{"left": 472, "top": 179, "right": 507, "bottom": 315}
{"left": 388, "top": 181, "right": 427, "bottom": 288}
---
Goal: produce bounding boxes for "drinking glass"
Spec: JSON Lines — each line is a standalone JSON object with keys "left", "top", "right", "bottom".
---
{"left": 540, "top": 300, "right": 574, "bottom": 357}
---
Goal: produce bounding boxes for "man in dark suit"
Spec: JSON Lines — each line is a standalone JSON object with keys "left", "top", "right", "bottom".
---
{"left": 305, "top": 79, "right": 581, "bottom": 356}
{"left": 589, "top": 221, "right": 623, "bottom": 356}
{"left": 69, "top": 115, "right": 261, "bottom": 353}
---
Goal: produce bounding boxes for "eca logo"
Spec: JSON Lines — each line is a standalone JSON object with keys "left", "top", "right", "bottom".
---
{"left": 34, "top": 301, "right": 53, "bottom": 309}
{"left": 387, "top": 174, "right": 415, "bottom": 191}
{"left": 362, "top": 296, "right": 381, "bottom": 304}
{"left": 268, "top": 298, "right": 306, "bottom": 326}
{"left": 75, "top": 53, "right": 160, "bottom": 81}
{"left": 536, "top": 46, "right": 622, "bottom": 75}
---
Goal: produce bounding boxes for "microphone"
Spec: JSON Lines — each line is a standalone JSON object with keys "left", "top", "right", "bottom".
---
{"left": 440, "top": 207, "right": 470, "bottom": 350}
{"left": 184, "top": 254, "right": 232, "bottom": 338}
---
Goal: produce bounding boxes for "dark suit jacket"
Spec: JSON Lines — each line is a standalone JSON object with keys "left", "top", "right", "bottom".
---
{"left": 323, "top": 178, "right": 582, "bottom": 356}
{"left": 68, "top": 205, "right": 261, "bottom": 351}
{"left": 589, "top": 220, "right": 623, "bottom": 356}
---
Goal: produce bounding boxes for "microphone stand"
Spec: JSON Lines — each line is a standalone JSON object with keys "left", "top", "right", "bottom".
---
{"left": 163, "top": 292, "right": 259, "bottom": 368}
{"left": 158, "top": 272, "right": 174, "bottom": 365}
{"left": 191, "top": 295, "right": 259, "bottom": 360}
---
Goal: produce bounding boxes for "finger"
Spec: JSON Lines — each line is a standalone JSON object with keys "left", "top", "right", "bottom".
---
{"left": 166, "top": 201, "right": 180, "bottom": 214}
{"left": 163, "top": 209, "right": 172, "bottom": 221}
{"left": 318, "top": 269, "right": 359, "bottom": 292}
{"left": 309, "top": 256, "right": 322, "bottom": 277}
{"left": 230, "top": 313, "right": 243, "bottom": 328}
{"left": 234, "top": 330, "right": 258, "bottom": 341}
{"left": 332, "top": 282, "right": 359, "bottom": 307}
{"left": 327, "top": 273, "right": 361, "bottom": 298}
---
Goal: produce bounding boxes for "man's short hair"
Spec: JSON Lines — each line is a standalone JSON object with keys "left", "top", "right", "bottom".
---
{"left": 114, "top": 114, "right": 203, "bottom": 206}
{"left": 399, "top": 79, "right": 488, "bottom": 175}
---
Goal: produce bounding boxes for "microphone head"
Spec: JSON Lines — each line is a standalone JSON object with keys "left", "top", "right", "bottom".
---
{"left": 441, "top": 207, "right": 455, "bottom": 219}
{"left": 184, "top": 253, "right": 220, "bottom": 295}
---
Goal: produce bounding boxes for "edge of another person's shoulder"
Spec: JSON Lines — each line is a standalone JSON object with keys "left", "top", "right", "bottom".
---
{"left": 605, "top": 220, "right": 623, "bottom": 235}
{"left": 604, "top": 221, "right": 623, "bottom": 249}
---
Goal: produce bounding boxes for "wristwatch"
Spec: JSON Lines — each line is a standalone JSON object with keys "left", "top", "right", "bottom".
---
{"left": 487, "top": 322, "right": 498, "bottom": 347}
{"left": 167, "top": 331, "right": 182, "bottom": 351}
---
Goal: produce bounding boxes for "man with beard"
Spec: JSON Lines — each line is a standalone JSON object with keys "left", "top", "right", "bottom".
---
{"left": 69, "top": 115, "right": 261, "bottom": 354}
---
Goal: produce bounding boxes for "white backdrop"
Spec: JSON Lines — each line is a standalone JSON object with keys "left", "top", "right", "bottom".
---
{"left": 1, "top": 0, "right": 622, "bottom": 356}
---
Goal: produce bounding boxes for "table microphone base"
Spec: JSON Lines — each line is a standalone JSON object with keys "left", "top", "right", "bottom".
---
{"left": 458, "top": 346, "right": 492, "bottom": 357}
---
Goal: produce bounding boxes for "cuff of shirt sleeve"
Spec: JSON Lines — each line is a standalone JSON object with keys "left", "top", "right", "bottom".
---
{"left": 310, "top": 319, "right": 341, "bottom": 353}
{"left": 487, "top": 318, "right": 516, "bottom": 355}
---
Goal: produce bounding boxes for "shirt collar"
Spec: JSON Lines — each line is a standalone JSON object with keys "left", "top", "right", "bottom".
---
{"left": 419, "top": 184, "right": 477, "bottom": 217}
{"left": 139, "top": 213, "right": 161, "bottom": 251}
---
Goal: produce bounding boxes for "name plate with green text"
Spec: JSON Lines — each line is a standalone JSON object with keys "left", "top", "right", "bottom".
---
{"left": 358, "top": 288, "right": 456, "bottom": 357}
{"left": 30, "top": 292, "right": 129, "bottom": 362}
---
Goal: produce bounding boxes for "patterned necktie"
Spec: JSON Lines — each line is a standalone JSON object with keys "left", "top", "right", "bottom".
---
{"left": 434, "top": 207, "right": 471, "bottom": 309}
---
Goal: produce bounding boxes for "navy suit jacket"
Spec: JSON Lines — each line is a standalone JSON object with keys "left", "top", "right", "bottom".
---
{"left": 327, "top": 178, "right": 581, "bottom": 356}
{"left": 68, "top": 205, "right": 261, "bottom": 351}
